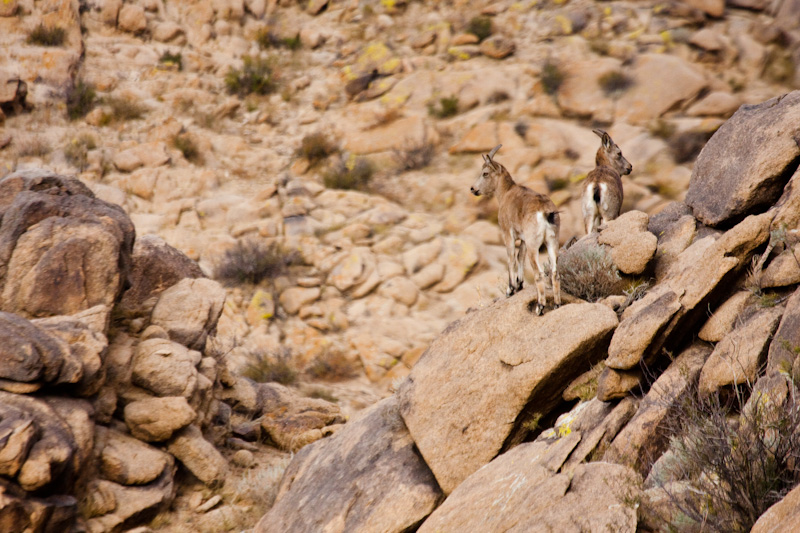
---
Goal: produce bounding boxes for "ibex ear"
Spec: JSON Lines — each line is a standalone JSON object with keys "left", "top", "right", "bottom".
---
{"left": 593, "top": 129, "right": 612, "bottom": 149}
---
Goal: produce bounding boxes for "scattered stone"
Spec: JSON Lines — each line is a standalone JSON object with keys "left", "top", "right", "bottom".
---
{"left": 166, "top": 425, "right": 228, "bottom": 487}
{"left": 479, "top": 35, "right": 515, "bottom": 59}
{"left": 118, "top": 4, "right": 147, "bottom": 33}
{"left": 124, "top": 396, "right": 197, "bottom": 442}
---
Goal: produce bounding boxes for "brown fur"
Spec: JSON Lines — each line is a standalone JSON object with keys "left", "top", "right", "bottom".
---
{"left": 582, "top": 129, "right": 631, "bottom": 234}
{"left": 471, "top": 145, "right": 561, "bottom": 315}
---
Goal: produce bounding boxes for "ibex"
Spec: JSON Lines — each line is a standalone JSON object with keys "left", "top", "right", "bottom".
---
{"left": 470, "top": 144, "right": 561, "bottom": 315}
{"left": 582, "top": 129, "right": 632, "bottom": 234}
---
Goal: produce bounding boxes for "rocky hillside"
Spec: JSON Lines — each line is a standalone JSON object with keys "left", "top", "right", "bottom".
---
{"left": 2, "top": 0, "right": 800, "bottom": 530}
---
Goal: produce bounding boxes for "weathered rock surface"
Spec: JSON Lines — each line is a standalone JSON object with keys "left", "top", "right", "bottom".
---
{"left": 597, "top": 211, "right": 658, "bottom": 275}
{"left": 255, "top": 397, "right": 442, "bottom": 533}
{"left": 131, "top": 338, "right": 201, "bottom": 399}
{"left": 166, "top": 425, "right": 228, "bottom": 487}
{"left": 0, "top": 170, "right": 134, "bottom": 318}
{"left": 98, "top": 427, "right": 173, "bottom": 486}
{"left": 686, "top": 91, "right": 800, "bottom": 227}
{"left": 397, "top": 294, "right": 618, "bottom": 494}
{"left": 604, "top": 343, "right": 710, "bottom": 473}
{"left": 150, "top": 278, "right": 226, "bottom": 351}
{"left": 767, "top": 287, "right": 800, "bottom": 375}
{"left": 124, "top": 396, "right": 197, "bottom": 442}
{"left": 751, "top": 481, "right": 800, "bottom": 532}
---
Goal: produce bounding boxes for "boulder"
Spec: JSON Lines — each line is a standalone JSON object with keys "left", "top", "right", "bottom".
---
{"left": 557, "top": 57, "right": 621, "bottom": 120}
{"left": 604, "top": 343, "right": 710, "bottom": 474}
{"left": 751, "top": 481, "right": 800, "bottom": 533}
{"left": 686, "top": 91, "right": 800, "bottom": 227}
{"left": 597, "top": 211, "right": 658, "bottom": 275}
{"left": 596, "top": 367, "right": 643, "bottom": 401}
{"left": 124, "top": 396, "right": 197, "bottom": 442}
{"left": 615, "top": 54, "right": 707, "bottom": 123}
{"left": 562, "top": 397, "right": 639, "bottom": 472}
{"left": 0, "top": 170, "right": 134, "bottom": 319}
{"left": 652, "top": 215, "right": 697, "bottom": 280}
{"left": 0, "top": 312, "right": 74, "bottom": 390}
{"left": 150, "top": 278, "right": 226, "bottom": 351}
{"left": 418, "top": 454, "right": 638, "bottom": 533}
{"left": 479, "top": 35, "right": 515, "bottom": 59}
{"left": 258, "top": 382, "right": 344, "bottom": 452}
{"left": 118, "top": 4, "right": 147, "bottom": 34}
{"left": 279, "top": 287, "right": 320, "bottom": 315}
{"left": 166, "top": 425, "right": 228, "bottom": 487}
{"left": 767, "top": 287, "right": 800, "bottom": 376}
{"left": 698, "top": 290, "right": 753, "bottom": 342}
{"left": 343, "top": 116, "right": 434, "bottom": 155}
{"left": 397, "top": 295, "right": 618, "bottom": 494}
{"left": 118, "top": 235, "right": 204, "bottom": 317}
{"left": 98, "top": 428, "right": 173, "bottom": 486}
{"left": 679, "top": 0, "right": 724, "bottom": 16}
{"left": 698, "top": 306, "right": 784, "bottom": 395}
{"left": 130, "top": 338, "right": 200, "bottom": 398}
{"left": 255, "top": 397, "right": 442, "bottom": 533}
{"left": 761, "top": 245, "right": 800, "bottom": 288}
{"left": 84, "top": 475, "right": 175, "bottom": 532}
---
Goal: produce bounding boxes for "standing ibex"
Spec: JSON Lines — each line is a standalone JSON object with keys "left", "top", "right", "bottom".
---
{"left": 471, "top": 144, "right": 561, "bottom": 315}
{"left": 582, "top": 129, "right": 632, "bottom": 234}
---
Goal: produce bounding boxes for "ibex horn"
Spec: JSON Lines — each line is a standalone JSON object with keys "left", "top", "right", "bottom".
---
{"left": 488, "top": 144, "right": 502, "bottom": 160}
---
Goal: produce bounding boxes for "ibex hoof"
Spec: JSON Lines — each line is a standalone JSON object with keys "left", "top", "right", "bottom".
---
{"left": 506, "top": 286, "right": 516, "bottom": 298}
{"left": 532, "top": 303, "right": 544, "bottom": 316}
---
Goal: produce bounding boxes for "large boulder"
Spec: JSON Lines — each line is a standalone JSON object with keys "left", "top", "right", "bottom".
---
{"left": 166, "top": 425, "right": 228, "bottom": 487}
{"left": 255, "top": 397, "right": 443, "bottom": 533}
{"left": 97, "top": 427, "right": 174, "bottom": 486}
{"left": 751, "top": 481, "right": 800, "bottom": 532}
{"left": 118, "top": 235, "right": 204, "bottom": 317}
{"left": 397, "top": 294, "right": 618, "bottom": 494}
{"left": 130, "top": 338, "right": 201, "bottom": 399}
{"left": 767, "top": 287, "right": 800, "bottom": 375}
{"left": 149, "top": 278, "right": 226, "bottom": 351}
{"left": 0, "top": 170, "right": 135, "bottom": 319}
{"left": 686, "top": 91, "right": 800, "bottom": 227}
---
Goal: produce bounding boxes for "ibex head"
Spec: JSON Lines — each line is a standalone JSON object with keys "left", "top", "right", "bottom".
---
{"left": 470, "top": 144, "right": 503, "bottom": 196}
{"left": 593, "top": 129, "right": 632, "bottom": 176}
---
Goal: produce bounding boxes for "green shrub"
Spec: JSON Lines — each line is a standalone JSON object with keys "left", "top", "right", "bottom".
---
{"left": 427, "top": 95, "right": 460, "bottom": 118}
{"left": 158, "top": 51, "right": 183, "bottom": 70}
{"left": 27, "top": 24, "right": 66, "bottom": 47}
{"left": 66, "top": 80, "right": 97, "bottom": 120}
{"left": 323, "top": 158, "right": 375, "bottom": 191}
{"left": 256, "top": 28, "right": 302, "bottom": 50}
{"left": 598, "top": 70, "right": 634, "bottom": 97}
{"left": 215, "top": 239, "right": 302, "bottom": 286}
{"left": 241, "top": 348, "right": 297, "bottom": 385}
{"left": 558, "top": 245, "right": 622, "bottom": 302}
{"left": 541, "top": 61, "right": 564, "bottom": 95}
{"left": 297, "top": 132, "right": 336, "bottom": 164}
{"left": 64, "top": 133, "right": 97, "bottom": 171}
{"left": 467, "top": 16, "right": 493, "bottom": 42}
{"left": 225, "top": 56, "right": 276, "bottom": 97}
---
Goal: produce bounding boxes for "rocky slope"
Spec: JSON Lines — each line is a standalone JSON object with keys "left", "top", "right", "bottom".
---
{"left": 2, "top": 0, "right": 800, "bottom": 530}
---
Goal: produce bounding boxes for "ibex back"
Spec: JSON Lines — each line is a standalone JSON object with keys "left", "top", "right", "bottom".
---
{"left": 582, "top": 129, "right": 631, "bottom": 234}
{"left": 470, "top": 144, "right": 561, "bottom": 315}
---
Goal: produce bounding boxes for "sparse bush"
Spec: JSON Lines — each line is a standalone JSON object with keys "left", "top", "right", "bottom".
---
{"left": 598, "top": 70, "right": 634, "bottom": 97}
{"left": 304, "top": 349, "right": 360, "bottom": 381}
{"left": 14, "top": 136, "right": 51, "bottom": 158}
{"left": 215, "top": 239, "right": 302, "bottom": 286}
{"left": 655, "top": 382, "right": 800, "bottom": 532}
{"left": 541, "top": 61, "right": 564, "bottom": 95}
{"left": 393, "top": 142, "right": 434, "bottom": 171}
{"left": 158, "top": 51, "right": 183, "bottom": 70}
{"left": 514, "top": 121, "right": 529, "bottom": 138}
{"left": 225, "top": 55, "right": 276, "bottom": 97}
{"left": 307, "top": 388, "right": 339, "bottom": 403}
{"left": 64, "top": 133, "right": 97, "bottom": 171}
{"left": 241, "top": 348, "right": 298, "bottom": 385}
{"left": 558, "top": 245, "right": 623, "bottom": 302}
{"left": 297, "top": 132, "right": 336, "bottom": 164}
{"left": 486, "top": 90, "right": 510, "bottom": 104}
{"left": 649, "top": 119, "right": 676, "bottom": 140}
{"left": 427, "top": 95, "right": 460, "bottom": 118}
{"left": 763, "top": 47, "right": 795, "bottom": 85}
{"left": 66, "top": 80, "right": 97, "bottom": 120}
{"left": 27, "top": 24, "right": 66, "bottom": 47}
{"left": 172, "top": 133, "right": 201, "bottom": 164}
{"left": 467, "top": 15, "right": 493, "bottom": 42}
{"left": 101, "top": 96, "right": 147, "bottom": 123}
{"left": 323, "top": 158, "right": 375, "bottom": 191}
{"left": 256, "top": 28, "right": 302, "bottom": 50}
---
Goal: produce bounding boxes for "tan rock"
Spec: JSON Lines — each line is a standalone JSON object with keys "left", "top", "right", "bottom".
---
{"left": 124, "top": 396, "right": 196, "bottom": 442}
{"left": 653, "top": 214, "right": 696, "bottom": 280}
{"left": 687, "top": 91, "right": 740, "bottom": 117}
{"left": 99, "top": 428, "right": 172, "bottom": 485}
{"left": 131, "top": 338, "right": 200, "bottom": 398}
{"left": 616, "top": 54, "right": 707, "bottom": 123}
{"left": 433, "top": 237, "right": 480, "bottom": 292}
{"left": 418, "top": 456, "right": 638, "bottom": 533}
{"left": 152, "top": 21, "right": 184, "bottom": 43}
{"left": 698, "top": 290, "right": 753, "bottom": 342}
{"left": 752, "top": 481, "right": 800, "bottom": 532}
{"left": 84, "top": 475, "right": 174, "bottom": 532}
{"left": 279, "top": 287, "right": 320, "bottom": 315}
{"left": 761, "top": 245, "right": 800, "bottom": 288}
{"left": 557, "top": 57, "right": 621, "bottom": 119}
{"left": 118, "top": 4, "right": 147, "bottom": 33}
{"left": 166, "top": 425, "right": 228, "bottom": 487}
{"left": 113, "top": 143, "right": 170, "bottom": 172}
{"left": 604, "top": 344, "right": 710, "bottom": 473}
{"left": 327, "top": 248, "right": 372, "bottom": 292}
{"left": 0, "top": 0, "right": 18, "bottom": 17}
{"left": 767, "top": 287, "right": 800, "bottom": 376}
{"left": 343, "top": 116, "right": 433, "bottom": 155}
{"left": 698, "top": 306, "right": 784, "bottom": 395}
{"left": 449, "top": 122, "right": 499, "bottom": 154}
{"left": 479, "top": 35, "right": 515, "bottom": 59}
{"left": 377, "top": 277, "right": 418, "bottom": 306}
{"left": 398, "top": 296, "right": 618, "bottom": 494}
{"left": 679, "top": 0, "right": 724, "bottom": 16}
{"left": 403, "top": 239, "right": 442, "bottom": 274}
{"left": 150, "top": 278, "right": 226, "bottom": 350}
{"left": 596, "top": 367, "right": 642, "bottom": 401}
{"left": 598, "top": 211, "right": 658, "bottom": 275}
{"left": 255, "top": 397, "right": 442, "bottom": 533}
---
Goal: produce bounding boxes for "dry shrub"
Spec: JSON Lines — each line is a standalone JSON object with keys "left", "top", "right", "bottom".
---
{"left": 393, "top": 141, "right": 434, "bottom": 171}
{"left": 27, "top": 24, "right": 66, "bottom": 46}
{"left": 304, "top": 348, "right": 360, "bottom": 381}
{"left": 66, "top": 80, "right": 97, "bottom": 120}
{"left": 598, "top": 70, "right": 634, "bottom": 97}
{"left": 225, "top": 55, "right": 276, "bottom": 97}
{"left": 541, "top": 61, "right": 564, "bottom": 95}
{"left": 64, "top": 133, "right": 97, "bottom": 171}
{"left": 172, "top": 133, "right": 202, "bottom": 164}
{"left": 323, "top": 158, "right": 374, "bottom": 191}
{"left": 558, "top": 245, "right": 622, "bottom": 302}
{"left": 297, "top": 132, "right": 336, "bottom": 164}
{"left": 652, "top": 380, "right": 800, "bottom": 532}
{"left": 215, "top": 239, "right": 302, "bottom": 286}
{"left": 427, "top": 96, "right": 459, "bottom": 118}
{"left": 100, "top": 96, "right": 147, "bottom": 124}
{"left": 241, "top": 348, "right": 297, "bottom": 385}
{"left": 466, "top": 15, "right": 493, "bottom": 42}
{"left": 15, "top": 136, "right": 51, "bottom": 158}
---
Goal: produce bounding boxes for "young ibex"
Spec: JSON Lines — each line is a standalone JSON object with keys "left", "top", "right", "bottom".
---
{"left": 582, "top": 129, "right": 632, "bottom": 234}
{"left": 471, "top": 144, "right": 561, "bottom": 315}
